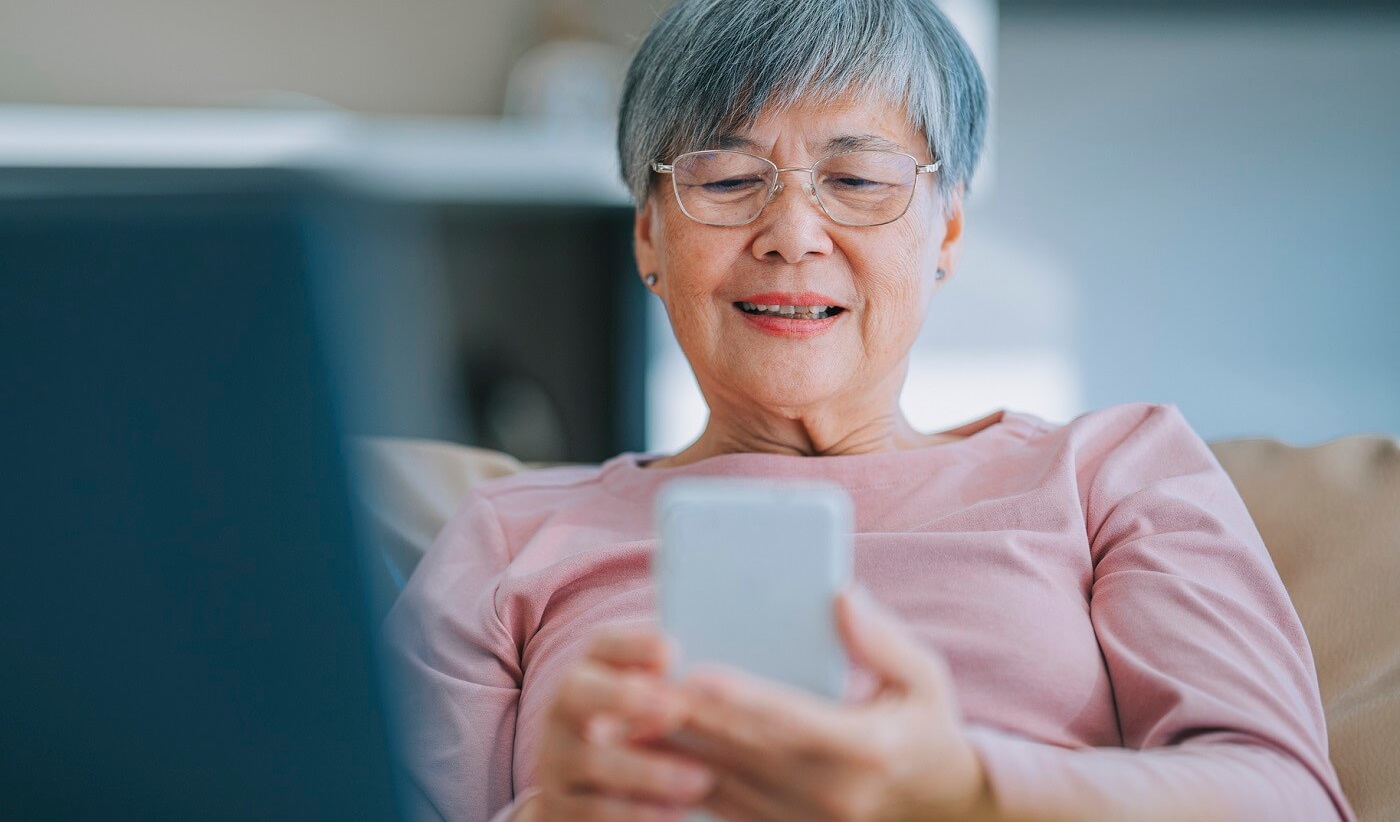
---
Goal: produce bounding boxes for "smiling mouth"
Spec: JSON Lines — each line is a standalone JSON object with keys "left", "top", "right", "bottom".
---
{"left": 733, "top": 302, "right": 846, "bottom": 320}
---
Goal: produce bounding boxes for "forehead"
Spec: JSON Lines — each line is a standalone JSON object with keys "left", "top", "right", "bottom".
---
{"left": 714, "top": 95, "right": 927, "bottom": 159}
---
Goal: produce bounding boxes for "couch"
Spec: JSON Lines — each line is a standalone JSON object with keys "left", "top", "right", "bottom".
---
{"left": 354, "top": 433, "right": 1399, "bottom": 820}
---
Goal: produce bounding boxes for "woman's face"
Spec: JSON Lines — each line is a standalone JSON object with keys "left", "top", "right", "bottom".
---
{"left": 634, "top": 95, "right": 964, "bottom": 417}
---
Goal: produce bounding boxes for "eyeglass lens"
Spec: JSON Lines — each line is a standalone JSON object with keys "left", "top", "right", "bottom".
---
{"left": 669, "top": 150, "right": 919, "bottom": 226}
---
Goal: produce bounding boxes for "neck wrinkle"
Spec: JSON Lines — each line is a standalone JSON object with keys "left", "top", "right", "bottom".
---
{"left": 653, "top": 408, "right": 942, "bottom": 468}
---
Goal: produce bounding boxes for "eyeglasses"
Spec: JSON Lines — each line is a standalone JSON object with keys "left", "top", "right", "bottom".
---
{"left": 650, "top": 149, "right": 941, "bottom": 227}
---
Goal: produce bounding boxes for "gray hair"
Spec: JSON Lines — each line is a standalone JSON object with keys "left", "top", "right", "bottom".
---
{"left": 617, "top": 0, "right": 988, "bottom": 209}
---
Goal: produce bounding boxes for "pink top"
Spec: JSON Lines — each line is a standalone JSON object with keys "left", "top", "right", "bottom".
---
{"left": 381, "top": 402, "right": 1355, "bottom": 821}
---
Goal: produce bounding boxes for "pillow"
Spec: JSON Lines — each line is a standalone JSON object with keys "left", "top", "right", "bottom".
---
{"left": 351, "top": 437, "right": 524, "bottom": 595}
{"left": 1211, "top": 435, "right": 1400, "bottom": 822}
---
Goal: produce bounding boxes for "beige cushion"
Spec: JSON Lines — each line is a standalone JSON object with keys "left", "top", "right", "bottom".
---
{"left": 351, "top": 438, "right": 524, "bottom": 592}
{"left": 1211, "top": 436, "right": 1399, "bottom": 822}
{"left": 356, "top": 434, "right": 1398, "bottom": 820}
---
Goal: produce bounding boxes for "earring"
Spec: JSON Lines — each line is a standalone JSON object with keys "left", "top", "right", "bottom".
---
{"left": 935, "top": 268, "right": 947, "bottom": 282}
{"left": 644, "top": 273, "right": 658, "bottom": 287}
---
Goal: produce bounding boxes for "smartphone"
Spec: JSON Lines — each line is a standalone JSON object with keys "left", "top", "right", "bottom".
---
{"left": 653, "top": 478, "right": 854, "bottom": 699}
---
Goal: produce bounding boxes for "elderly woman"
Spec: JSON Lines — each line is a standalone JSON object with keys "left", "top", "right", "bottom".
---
{"left": 383, "top": 1, "right": 1354, "bottom": 820}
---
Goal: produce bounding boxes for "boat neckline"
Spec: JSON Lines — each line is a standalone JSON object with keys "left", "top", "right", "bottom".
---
{"left": 598, "top": 408, "right": 1044, "bottom": 500}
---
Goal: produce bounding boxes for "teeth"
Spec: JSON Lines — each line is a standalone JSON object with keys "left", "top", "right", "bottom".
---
{"left": 739, "top": 302, "right": 836, "bottom": 314}
{"left": 738, "top": 301, "right": 841, "bottom": 320}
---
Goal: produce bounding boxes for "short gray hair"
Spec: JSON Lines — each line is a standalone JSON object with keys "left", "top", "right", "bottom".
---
{"left": 617, "top": 0, "right": 988, "bottom": 208}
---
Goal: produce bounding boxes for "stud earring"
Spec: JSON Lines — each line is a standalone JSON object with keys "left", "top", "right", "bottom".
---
{"left": 644, "top": 273, "right": 658, "bottom": 287}
{"left": 935, "top": 268, "right": 947, "bottom": 282}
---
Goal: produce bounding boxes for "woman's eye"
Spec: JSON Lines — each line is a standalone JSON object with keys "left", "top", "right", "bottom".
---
{"left": 701, "top": 176, "right": 764, "bottom": 192}
{"left": 828, "top": 176, "right": 881, "bottom": 189}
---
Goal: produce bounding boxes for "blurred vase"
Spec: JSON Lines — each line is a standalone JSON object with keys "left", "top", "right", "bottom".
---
{"left": 504, "top": 0, "right": 629, "bottom": 129}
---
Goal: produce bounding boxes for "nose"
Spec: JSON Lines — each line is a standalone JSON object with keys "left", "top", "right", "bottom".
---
{"left": 751, "top": 174, "right": 833, "bottom": 265}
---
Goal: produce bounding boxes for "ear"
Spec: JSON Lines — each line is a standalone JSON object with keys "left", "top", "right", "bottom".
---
{"left": 936, "top": 185, "right": 966, "bottom": 281}
{"left": 633, "top": 198, "right": 660, "bottom": 286}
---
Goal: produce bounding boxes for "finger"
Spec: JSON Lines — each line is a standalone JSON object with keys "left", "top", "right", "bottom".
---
{"left": 550, "top": 790, "right": 691, "bottom": 822}
{"left": 703, "top": 773, "right": 793, "bottom": 822}
{"left": 679, "top": 666, "right": 852, "bottom": 764}
{"left": 565, "top": 737, "right": 715, "bottom": 806}
{"left": 587, "top": 625, "right": 676, "bottom": 673}
{"left": 844, "top": 664, "right": 882, "bottom": 704}
{"left": 553, "top": 662, "right": 686, "bottom": 732}
{"left": 835, "top": 587, "right": 942, "bottom": 696}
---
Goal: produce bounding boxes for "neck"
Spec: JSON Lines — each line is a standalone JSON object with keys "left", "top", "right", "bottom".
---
{"left": 651, "top": 368, "right": 950, "bottom": 468}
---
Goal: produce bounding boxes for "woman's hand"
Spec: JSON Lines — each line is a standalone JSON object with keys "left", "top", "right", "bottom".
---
{"left": 518, "top": 626, "right": 716, "bottom": 822}
{"left": 676, "top": 589, "right": 994, "bottom": 822}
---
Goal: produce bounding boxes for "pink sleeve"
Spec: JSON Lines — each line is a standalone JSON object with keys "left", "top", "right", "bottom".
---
{"left": 967, "top": 404, "right": 1355, "bottom": 821}
{"left": 381, "top": 491, "right": 525, "bottom": 822}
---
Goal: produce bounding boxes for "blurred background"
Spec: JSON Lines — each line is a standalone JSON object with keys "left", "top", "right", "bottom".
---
{"left": 5, "top": 0, "right": 1397, "bottom": 462}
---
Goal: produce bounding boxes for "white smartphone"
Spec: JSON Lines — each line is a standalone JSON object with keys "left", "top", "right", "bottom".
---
{"left": 653, "top": 478, "right": 854, "bottom": 699}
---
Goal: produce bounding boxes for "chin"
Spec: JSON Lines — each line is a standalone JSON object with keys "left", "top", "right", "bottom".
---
{"left": 732, "top": 372, "right": 837, "bottom": 412}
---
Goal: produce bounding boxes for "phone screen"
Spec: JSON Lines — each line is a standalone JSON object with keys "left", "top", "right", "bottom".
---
{"left": 653, "top": 478, "right": 853, "bottom": 699}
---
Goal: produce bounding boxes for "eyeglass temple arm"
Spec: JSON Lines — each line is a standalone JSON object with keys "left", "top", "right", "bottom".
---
{"left": 650, "top": 161, "right": 674, "bottom": 174}
{"left": 916, "top": 160, "right": 942, "bottom": 174}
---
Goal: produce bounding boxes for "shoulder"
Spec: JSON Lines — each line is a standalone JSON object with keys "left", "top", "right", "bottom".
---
{"left": 470, "top": 462, "right": 610, "bottom": 503}
{"left": 464, "top": 462, "right": 612, "bottom": 518}
{"left": 1010, "top": 403, "right": 1216, "bottom": 492}
{"left": 1014, "top": 401, "right": 1196, "bottom": 450}
{"left": 454, "top": 459, "right": 640, "bottom": 547}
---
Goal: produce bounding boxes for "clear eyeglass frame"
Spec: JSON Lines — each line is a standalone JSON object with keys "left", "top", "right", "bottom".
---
{"left": 650, "top": 148, "right": 942, "bottom": 228}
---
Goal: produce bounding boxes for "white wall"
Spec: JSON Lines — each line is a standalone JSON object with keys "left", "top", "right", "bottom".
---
{"left": 0, "top": 0, "right": 658, "bottom": 113}
{"left": 965, "top": 12, "right": 1400, "bottom": 442}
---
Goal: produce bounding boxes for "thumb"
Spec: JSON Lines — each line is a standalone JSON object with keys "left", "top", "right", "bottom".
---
{"left": 836, "top": 587, "right": 940, "bottom": 697}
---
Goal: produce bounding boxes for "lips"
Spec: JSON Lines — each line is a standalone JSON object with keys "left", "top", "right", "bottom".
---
{"left": 731, "top": 301, "right": 845, "bottom": 339}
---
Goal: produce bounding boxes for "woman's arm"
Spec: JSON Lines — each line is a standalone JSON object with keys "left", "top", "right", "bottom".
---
{"left": 381, "top": 491, "right": 526, "bottom": 822}
{"left": 961, "top": 404, "right": 1353, "bottom": 822}
{"left": 963, "top": 726, "right": 1342, "bottom": 821}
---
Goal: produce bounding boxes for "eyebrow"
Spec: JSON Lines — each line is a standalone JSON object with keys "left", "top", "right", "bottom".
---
{"left": 823, "top": 134, "right": 907, "bottom": 153}
{"left": 713, "top": 133, "right": 909, "bottom": 156}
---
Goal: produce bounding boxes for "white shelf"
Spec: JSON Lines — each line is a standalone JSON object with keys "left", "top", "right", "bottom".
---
{"left": 0, "top": 105, "right": 632, "bottom": 207}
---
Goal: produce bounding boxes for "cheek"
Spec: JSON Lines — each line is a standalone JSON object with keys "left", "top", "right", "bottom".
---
{"left": 851, "top": 221, "right": 941, "bottom": 352}
{"left": 655, "top": 221, "right": 738, "bottom": 350}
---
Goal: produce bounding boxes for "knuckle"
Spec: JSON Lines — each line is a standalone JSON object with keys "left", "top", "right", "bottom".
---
{"left": 813, "top": 787, "right": 855, "bottom": 820}
{"left": 571, "top": 742, "right": 607, "bottom": 786}
{"left": 846, "top": 789, "right": 884, "bottom": 822}
{"left": 610, "top": 751, "right": 663, "bottom": 795}
{"left": 552, "top": 663, "right": 607, "bottom": 722}
{"left": 815, "top": 785, "right": 880, "bottom": 822}
{"left": 592, "top": 747, "right": 708, "bottom": 804}
{"left": 644, "top": 759, "right": 706, "bottom": 801}
{"left": 853, "top": 724, "right": 899, "bottom": 770}
{"left": 613, "top": 672, "right": 657, "bottom": 715}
